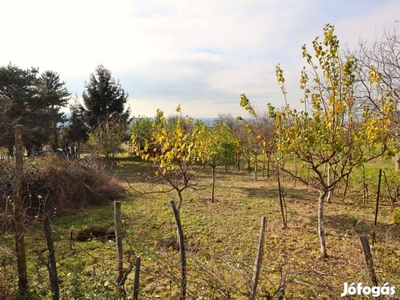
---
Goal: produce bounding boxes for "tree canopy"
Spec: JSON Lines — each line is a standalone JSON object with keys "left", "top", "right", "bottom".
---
{"left": 241, "top": 24, "right": 396, "bottom": 258}
{"left": 0, "top": 64, "right": 69, "bottom": 154}
{"left": 130, "top": 116, "right": 153, "bottom": 150}
{"left": 81, "top": 65, "right": 130, "bottom": 129}
{"left": 37, "top": 70, "right": 71, "bottom": 150}
{"left": 132, "top": 106, "right": 205, "bottom": 210}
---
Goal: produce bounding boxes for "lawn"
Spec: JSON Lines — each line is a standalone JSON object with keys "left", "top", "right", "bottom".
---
{"left": 1, "top": 156, "right": 400, "bottom": 299}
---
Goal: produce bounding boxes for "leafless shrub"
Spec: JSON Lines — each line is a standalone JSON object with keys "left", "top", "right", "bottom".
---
{"left": 0, "top": 156, "right": 125, "bottom": 224}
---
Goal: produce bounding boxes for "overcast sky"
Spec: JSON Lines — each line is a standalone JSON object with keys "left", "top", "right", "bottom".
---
{"left": 1, "top": 0, "right": 399, "bottom": 118}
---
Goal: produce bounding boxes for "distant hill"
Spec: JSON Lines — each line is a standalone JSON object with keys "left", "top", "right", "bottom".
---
{"left": 195, "top": 117, "right": 215, "bottom": 125}
{"left": 62, "top": 113, "right": 217, "bottom": 126}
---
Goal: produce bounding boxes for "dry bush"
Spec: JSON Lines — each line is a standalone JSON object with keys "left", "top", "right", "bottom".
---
{"left": 0, "top": 156, "right": 125, "bottom": 221}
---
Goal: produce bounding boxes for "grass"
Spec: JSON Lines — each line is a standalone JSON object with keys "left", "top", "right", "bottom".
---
{"left": 1, "top": 156, "right": 400, "bottom": 299}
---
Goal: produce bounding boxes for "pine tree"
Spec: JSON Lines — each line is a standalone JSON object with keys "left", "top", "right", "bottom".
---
{"left": 81, "top": 65, "right": 130, "bottom": 129}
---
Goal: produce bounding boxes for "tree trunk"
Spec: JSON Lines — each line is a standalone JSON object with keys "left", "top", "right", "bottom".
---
{"left": 211, "top": 165, "right": 216, "bottom": 203}
{"left": 395, "top": 153, "right": 400, "bottom": 172}
{"left": 326, "top": 164, "right": 332, "bottom": 203}
{"left": 318, "top": 190, "right": 328, "bottom": 258}
{"left": 277, "top": 171, "right": 287, "bottom": 228}
{"left": 170, "top": 201, "right": 186, "bottom": 300}
{"left": 342, "top": 173, "right": 350, "bottom": 202}
{"left": 262, "top": 153, "right": 266, "bottom": 178}
{"left": 383, "top": 170, "right": 394, "bottom": 210}
{"left": 362, "top": 166, "right": 368, "bottom": 206}
{"left": 177, "top": 190, "right": 184, "bottom": 212}
{"left": 254, "top": 153, "right": 258, "bottom": 181}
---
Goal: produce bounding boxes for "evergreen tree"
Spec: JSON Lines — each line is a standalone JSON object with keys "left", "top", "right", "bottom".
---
{"left": 0, "top": 65, "right": 70, "bottom": 154}
{"left": 81, "top": 65, "right": 130, "bottom": 157}
{"left": 0, "top": 64, "right": 40, "bottom": 154}
{"left": 81, "top": 65, "right": 130, "bottom": 129}
{"left": 37, "top": 70, "right": 71, "bottom": 151}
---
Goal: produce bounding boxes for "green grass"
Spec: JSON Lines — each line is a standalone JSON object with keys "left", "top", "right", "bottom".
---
{"left": 1, "top": 157, "right": 400, "bottom": 299}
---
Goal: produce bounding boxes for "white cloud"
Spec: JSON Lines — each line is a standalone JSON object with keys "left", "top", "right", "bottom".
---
{"left": 1, "top": 0, "right": 400, "bottom": 118}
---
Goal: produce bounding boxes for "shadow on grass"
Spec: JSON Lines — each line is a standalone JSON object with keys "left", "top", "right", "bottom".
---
{"left": 237, "top": 185, "right": 313, "bottom": 203}
{"left": 324, "top": 214, "right": 372, "bottom": 236}
{"left": 309, "top": 212, "right": 400, "bottom": 240}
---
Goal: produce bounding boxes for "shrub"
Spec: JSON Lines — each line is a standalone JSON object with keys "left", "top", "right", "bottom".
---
{"left": 0, "top": 156, "right": 125, "bottom": 220}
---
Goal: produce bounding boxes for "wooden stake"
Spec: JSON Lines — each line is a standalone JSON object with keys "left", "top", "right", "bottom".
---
{"left": 14, "top": 124, "right": 28, "bottom": 296}
{"left": 360, "top": 236, "right": 378, "bottom": 286}
{"left": 114, "top": 201, "right": 124, "bottom": 284}
{"left": 133, "top": 257, "right": 141, "bottom": 300}
{"left": 249, "top": 216, "right": 267, "bottom": 300}
{"left": 43, "top": 214, "right": 59, "bottom": 300}
{"left": 372, "top": 169, "right": 382, "bottom": 246}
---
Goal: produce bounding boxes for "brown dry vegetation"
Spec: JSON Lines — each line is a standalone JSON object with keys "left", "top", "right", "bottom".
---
{"left": 0, "top": 156, "right": 400, "bottom": 299}
{"left": 0, "top": 156, "right": 125, "bottom": 232}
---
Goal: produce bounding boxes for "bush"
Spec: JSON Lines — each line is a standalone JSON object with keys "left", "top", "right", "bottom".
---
{"left": 0, "top": 156, "right": 125, "bottom": 220}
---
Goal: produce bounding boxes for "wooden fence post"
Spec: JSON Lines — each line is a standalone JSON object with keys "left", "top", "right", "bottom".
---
{"left": 249, "top": 216, "right": 267, "bottom": 300}
{"left": 14, "top": 124, "right": 28, "bottom": 296}
{"left": 43, "top": 214, "right": 59, "bottom": 300}
{"left": 362, "top": 166, "right": 367, "bottom": 206}
{"left": 359, "top": 236, "right": 378, "bottom": 286}
{"left": 133, "top": 257, "right": 141, "bottom": 300}
{"left": 114, "top": 201, "right": 124, "bottom": 284}
{"left": 170, "top": 200, "right": 186, "bottom": 300}
{"left": 372, "top": 169, "right": 382, "bottom": 245}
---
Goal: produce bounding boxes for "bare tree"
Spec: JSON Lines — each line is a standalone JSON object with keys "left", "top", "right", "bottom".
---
{"left": 359, "top": 27, "right": 399, "bottom": 100}
{"left": 350, "top": 26, "right": 400, "bottom": 129}
{"left": 348, "top": 26, "right": 400, "bottom": 167}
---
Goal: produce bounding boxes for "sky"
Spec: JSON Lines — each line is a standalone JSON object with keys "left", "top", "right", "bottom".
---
{"left": 1, "top": 0, "right": 399, "bottom": 119}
